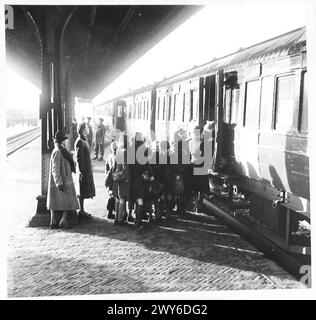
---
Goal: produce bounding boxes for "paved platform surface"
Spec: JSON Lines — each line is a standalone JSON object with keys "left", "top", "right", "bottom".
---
{"left": 6, "top": 138, "right": 305, "bottom": 297}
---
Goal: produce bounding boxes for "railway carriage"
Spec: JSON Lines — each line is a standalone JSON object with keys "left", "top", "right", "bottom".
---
{"left": 94, "top": 27, "right": 310, "bottom": 257}
{"left": 125, "top": 86, "right": 155, "bottom": 140}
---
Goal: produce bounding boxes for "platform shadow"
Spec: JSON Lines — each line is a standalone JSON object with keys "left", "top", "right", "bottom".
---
{"left": 36, "top": 211, "right": 290, "bottom": 278}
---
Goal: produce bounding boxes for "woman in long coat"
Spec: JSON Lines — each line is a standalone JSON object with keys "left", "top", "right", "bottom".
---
{"left": 75, "top": 122, "right": 96, "bottom": 221}
{"left": 47, "top": 131, "right": 79, "bottom": 228}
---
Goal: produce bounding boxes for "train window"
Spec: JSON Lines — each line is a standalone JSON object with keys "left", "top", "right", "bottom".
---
{"left": 162, "top": 97, "right": 166, "bottom": 120}
{"left": 274, "top": 75, "right": 296, "bottom": 131}
{"left": 117, "top": 105, "right": 123, "bottom": 117}
{"left": 224, "top": 88, "right": 232, "bottom": 123}
{"left": 143, "top": 101, "right": 146, "bottom": 119}
{"left": 157, "top": 97, "right": 160, "bottom": 120}
{"left": 191, "top": 90, "right": 199, "bottom": 120}
{"left": 182, "top": 93, "right": 186, "bottom": 122}
{"left": 299, "top": 72, "right": 308, "bottom": 133}
{"left": 173, "top": 95, "right": 177, "bottom": 121}
{"left": 244, "top": 80, "right": 260, "bottom": 129}
{"left": 146, "top": 100, "right": 149, "bottom": 120}
{"left": 137, "top": 102, "right": 140, "bottom": 119}
{"left": 139, "top": 102, "right": 142, "bottom": 119}
{"left": 260, "top": 76, "right": 274, "bottom": 129}
{"left": 167, "top": 96, "right": 172, "bottom": 121}
{"left": 231, "top": 89, "right": 239, "bottom": 124}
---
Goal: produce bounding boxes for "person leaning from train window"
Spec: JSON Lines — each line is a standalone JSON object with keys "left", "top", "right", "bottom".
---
{"left": 93, "top": 117, "right": 106, "bottom": 161}
{"left": 47, "top": 131, "right": 79, "bottom": 229}
{"left": 85, "top": 116, "right": 93, "bottom": 154}
{"left": 75, "top": 122, "right": 96, "bottom": 222}
{"left": 189, "top": 125, "right": 209, "bottom": 212}
{"left": 112, "top": 134, "right": 131, "bottom": 226}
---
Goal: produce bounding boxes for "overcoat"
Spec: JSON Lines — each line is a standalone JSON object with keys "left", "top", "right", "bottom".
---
{"left": 75, "top": 136, "right": 96, "bottom": 199}
{"left": 47, "top": 145, "right": 79, "bottom": 211}
{"left": 129, "top": 144, "right": 152, "bottom": 199}
{"left": 112, "top": 148, "right": 130, "bottom": 199}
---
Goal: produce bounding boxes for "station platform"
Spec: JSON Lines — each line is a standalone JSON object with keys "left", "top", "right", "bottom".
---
{"left": 6, "top": 137, "right": 305, "bottom": 297}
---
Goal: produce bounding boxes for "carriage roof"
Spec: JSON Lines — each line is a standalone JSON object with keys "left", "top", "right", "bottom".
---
{"left": 157, "top": 26, "right": 306, "bottom": 87}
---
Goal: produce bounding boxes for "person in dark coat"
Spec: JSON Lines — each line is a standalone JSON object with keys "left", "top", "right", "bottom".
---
{"left": 158, "top": 140, "right": 175, "bottom": 220}
{"left": 189, "top": 125, "right": 210, "bottom": 212}
{"left": 171, "top": 133, "right": 189, "bottom": 215}
{"left": 129, "top": 132, "right": 152, "bottom": 227}
{"left": 47, "top": 131, "right": 79, "bottom": 228}
{"left": 75, "top": 122, "right": 96, "bottom": 221}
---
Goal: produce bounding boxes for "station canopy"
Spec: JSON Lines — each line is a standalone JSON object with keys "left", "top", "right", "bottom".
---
{"left": 6, "top": 5, "right": 199, "bottom": 99}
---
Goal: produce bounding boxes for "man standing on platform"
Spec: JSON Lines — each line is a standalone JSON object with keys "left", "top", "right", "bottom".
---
{"left": 93, "top": 117, "right": 106, "bottom": 161}
{"left": 86, "top": 116, "right": 93, "bottom": 154}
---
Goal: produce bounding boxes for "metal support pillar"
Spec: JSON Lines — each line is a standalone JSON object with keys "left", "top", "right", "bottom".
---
{"left": 29, "top": 7, "right": 78, "bottom": 227}
{"left": 29, "top": 9, "right": 63, "bottom": 227}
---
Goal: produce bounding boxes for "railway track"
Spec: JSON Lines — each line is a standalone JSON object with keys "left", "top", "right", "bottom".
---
{"left": 7, "top": 127, "right": 41, "bottom": 156}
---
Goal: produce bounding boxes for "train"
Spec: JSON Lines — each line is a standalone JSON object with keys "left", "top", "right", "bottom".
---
{"left": 93, "top": 27, "right": 310, "bottom": 257}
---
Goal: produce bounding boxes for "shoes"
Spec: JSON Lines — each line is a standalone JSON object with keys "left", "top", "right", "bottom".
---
{"left": 92, "top": 156, "right": 98, "bottom": 160}
{"left": 107, "top": 212, "right": 115, "bottom": 219}
{"left": 50, "top": 223, "right": 59, "bottom": 230}
{"left": 79, "top": 210, "right": 92, "bottom": 218}
{"left": 127, "top": 215, "right": 135, "bottom": 223}
{"left": 97, "top": 157, "right": 104, "bottom": 161}
{"left": 59, "top": 221, "right": 71, "bottom": 229}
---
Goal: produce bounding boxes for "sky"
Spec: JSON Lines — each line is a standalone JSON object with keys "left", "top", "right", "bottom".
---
{"left": 5, "top": 66, "right": 40, "bottom": 114}
{"left": 93, "top": 1, "right": 307, "bottom": 104}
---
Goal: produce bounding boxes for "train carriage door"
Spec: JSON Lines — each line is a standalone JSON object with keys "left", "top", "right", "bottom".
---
{"left": 204, "top": 74, "right": 216, "bottom": 122}
{"left": 213, "top": 70, "right": 224, "bottom": 171}
{"left": 203, "top": 74, "right": 217, "bottom": 170}
{"left": 239, "top": 74, "right": 261, "bottom": 179}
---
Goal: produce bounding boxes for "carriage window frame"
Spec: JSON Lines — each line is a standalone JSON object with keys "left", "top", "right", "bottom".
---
{"left": 143, "top": 100, "right": 146, "bottom": 120}
{"left": 273, "top": 73, "right": 296, "bottom": 133}
{"left": 146, "top": 100, "right": 149, "bottom": 120}
{"left": 173, "top": 94, "right": 177, "bottom": 121}
{"left": 167, "top": 95, "right": 172, "bottom": 121}
{"left": 224, "top": 87, "right": 232, "bottom": 123}
{"left": 190, "top": 89, "right": 199, "bottom": 121}
{"left": 157, "top": 97, "right": 160, "bottom": 120}
{"left": 298, "top": 70, "right": 308, "bottom": 134}
{"left": 182, "top": 93, "right": 186, "bottom": 122}
{"left": 243, "top": 79, "right": 260, "bottom": 129}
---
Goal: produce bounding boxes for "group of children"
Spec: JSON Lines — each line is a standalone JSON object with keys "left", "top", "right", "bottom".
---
{"left": 104, "top": 123, "right": 214, "bottom": 227}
